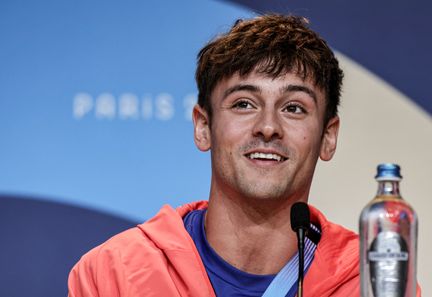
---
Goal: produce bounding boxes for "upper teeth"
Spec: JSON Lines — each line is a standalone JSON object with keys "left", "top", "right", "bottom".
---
{"left": 248, "top": 152, "right": 283, "bottom": 162}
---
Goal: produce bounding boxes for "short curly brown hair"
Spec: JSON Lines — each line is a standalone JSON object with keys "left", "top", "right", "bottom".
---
{"left": 196, "top": 14, "right": 343, "bottom": 125}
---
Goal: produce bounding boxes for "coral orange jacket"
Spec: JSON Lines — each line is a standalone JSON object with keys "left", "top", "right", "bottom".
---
{"left": 68, "top": 201, "right": 421, "bottom": 296}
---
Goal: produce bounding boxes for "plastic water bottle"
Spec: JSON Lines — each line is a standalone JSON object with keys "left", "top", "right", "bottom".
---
{"left": 359, "top": 163, "right": 418, "bottom": 297}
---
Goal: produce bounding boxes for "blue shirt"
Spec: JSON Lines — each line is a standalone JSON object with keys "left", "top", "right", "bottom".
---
{"left": 184, "top": 209, "right": 319, "bottom": 297}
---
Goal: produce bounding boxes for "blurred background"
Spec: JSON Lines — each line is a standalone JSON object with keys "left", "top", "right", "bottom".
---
{"left": 1, "top": 0, "right": 431, "bottom": 295}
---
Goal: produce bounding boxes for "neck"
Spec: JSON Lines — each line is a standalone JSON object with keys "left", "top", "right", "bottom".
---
{"left": 205, "top": 186, "right": 307, "bottom": 275}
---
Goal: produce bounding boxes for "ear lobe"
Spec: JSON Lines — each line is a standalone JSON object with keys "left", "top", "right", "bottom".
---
{"left": 193, "top": 104, "right": 211, "bottom": 152}
{"left": 320, "top": 116, "right": 340, "bottom": 161}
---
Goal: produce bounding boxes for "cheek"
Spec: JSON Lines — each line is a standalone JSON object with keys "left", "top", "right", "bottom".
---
{"left": 295, "top": 126, "right": 323, "bottom": 154}
{"left": 211, "top": 129, "right": 236, "bottom": 160}
{"left": 214, "top": 121, "right": 247, "bottom": 146}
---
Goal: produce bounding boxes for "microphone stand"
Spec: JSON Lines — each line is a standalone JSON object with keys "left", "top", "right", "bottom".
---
{"left": 296, "top": 227, "right": 306, "bottom": 297}
{"left": 290, "top": 202, "right": 310, "bottom": 297}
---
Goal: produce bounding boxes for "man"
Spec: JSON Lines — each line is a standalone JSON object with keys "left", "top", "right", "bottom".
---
{"left": 68, "top": 15, "right": 358, "bottom": 296}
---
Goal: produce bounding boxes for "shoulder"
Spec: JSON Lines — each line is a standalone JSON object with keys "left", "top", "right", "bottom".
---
{"left": 305, "top": 205, "right": 360, "bottom": 296}
{"left": 309, "top": 204, "right": 359, "bottom": 257}
{"left": 71, "top": 201, "right": 206, "bottom": 274}
{"left": 68, "top": 202, "right": 208, "bottom": 296}
{"left": 78, "top": 225, "right": 159, "bottom": 266}
{"left": 68, "top": 226, "right": 161, "bottom": 296}
{"left": 69, "top": 206, "right": 184, "bottom": 281}
{"left": 320, "top": 217, "right": 359, "bottom": 257}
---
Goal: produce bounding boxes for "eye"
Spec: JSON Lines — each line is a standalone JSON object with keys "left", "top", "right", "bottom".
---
{"left": 283, "top": 103, "right": 306, "bottom": 114}
{"left": 232, "top": 100, "right": 255, "bottom": 110}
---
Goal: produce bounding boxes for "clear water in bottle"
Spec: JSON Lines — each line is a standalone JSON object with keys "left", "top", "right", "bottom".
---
{"left": 359, "top": 163, "right": 418, "bottom": 297}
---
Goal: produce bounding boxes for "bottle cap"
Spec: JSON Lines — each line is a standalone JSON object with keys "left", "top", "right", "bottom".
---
{"left": 375, "top": 163, "right": 402, "bottom": 181}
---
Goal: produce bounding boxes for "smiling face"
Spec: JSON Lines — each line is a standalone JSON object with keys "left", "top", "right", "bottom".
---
{"left": 193, "top": 70, "right": 339, "bottom": 203}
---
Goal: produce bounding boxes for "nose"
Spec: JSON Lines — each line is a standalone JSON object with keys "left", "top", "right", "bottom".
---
{"left": 252, "top": 109, "right": 283, "bottom": 142}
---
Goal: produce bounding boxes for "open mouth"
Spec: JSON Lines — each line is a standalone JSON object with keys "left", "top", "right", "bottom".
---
{"left": 245, "top": 152, "right": 287, "bottom": 162}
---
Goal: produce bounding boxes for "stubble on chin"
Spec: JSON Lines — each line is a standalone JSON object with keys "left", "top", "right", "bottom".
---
{"left": 231, "top": 163, "right": 293, "bottom": 202}
{"left": 235, "top": 140, "right": 295, "bottom": 201}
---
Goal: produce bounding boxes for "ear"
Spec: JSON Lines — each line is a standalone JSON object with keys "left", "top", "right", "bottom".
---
{"left": 192, "top": 104, "right": 211, "bottom": 152}
{"left": 320, "top": 116, "right": 340, "bottom": 161}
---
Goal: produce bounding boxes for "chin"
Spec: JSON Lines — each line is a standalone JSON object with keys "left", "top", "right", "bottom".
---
{"left": 239, "top": 183, "right": 289, "bottom": 201}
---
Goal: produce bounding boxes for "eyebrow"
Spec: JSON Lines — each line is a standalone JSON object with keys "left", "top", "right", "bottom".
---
{"left": 221, "top": 83, "right": 318, "bottom": 104}
{"left": 222, "top": 84, "right": 261, "bottom": 100}
{"left": 282, "top": 84, "right": 317, "bottom": 103}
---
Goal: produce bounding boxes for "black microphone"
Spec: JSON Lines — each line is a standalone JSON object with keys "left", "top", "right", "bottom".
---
{"left": 290, "top": 202, "right": 310, "bottom": 297}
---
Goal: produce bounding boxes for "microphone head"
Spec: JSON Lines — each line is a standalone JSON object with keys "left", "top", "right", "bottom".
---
{"left": 290, "top": 202, "right": 310, "bottom": 232}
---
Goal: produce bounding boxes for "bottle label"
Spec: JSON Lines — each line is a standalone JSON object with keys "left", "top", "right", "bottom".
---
{"left": 369, "top": 251, "right": 408, "bottom": 261}
{"left": 368, "top": 231, "right": 408, "bottom": 297}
